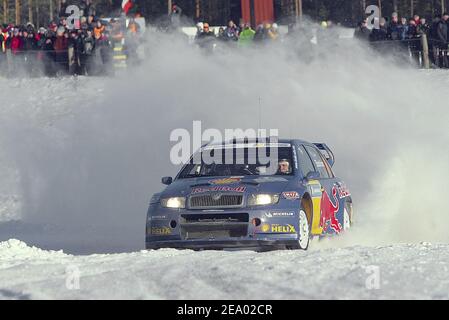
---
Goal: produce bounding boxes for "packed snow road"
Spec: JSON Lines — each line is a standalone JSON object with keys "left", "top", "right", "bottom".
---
{"left": 1, "top": 239, "right": 448, "bottom": 300}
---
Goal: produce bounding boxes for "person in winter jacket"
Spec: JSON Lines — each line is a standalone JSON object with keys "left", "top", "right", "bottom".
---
{"left": 10, "top": 29, "right": 23, "bottom": 55}
{"left": 42, "top": 30, "right": 56, "bottom": 76}
{"left": 370, "top": 18, "right": 388, "bottom": 42}
{"left": 437, "top": 13, "right": 449, "bottom": 67}
{"left": 68, "top": 30, "right": 83, "bottom": 75}
{"left": 223, "top": 20, "right": 239, "bottom": 42}
{"left": 127, "top": 18, "right": 141, "bottom": 35}
{"left": 81, "top": 29, "right": 95, "bottom": 75}
{"left": 267, "top": 23, "right": 280, "bottom": 41}
{"left": 354, "top": 19, "right": 371, "bottom": 42}
{"left": 253, "top": 24, "right": 266, "bottom": 43}
{"left": 95, "top": 31, "right": 112, "bottom": 75}
{"left": 93, "top": 21, "right": 105, "bottom": 39}
{"left": 407, "top": 19, "right": 418, "bottom": 39}
{"left": 0, "top": 26, "right": 8, "bottom": 72}
{"left": 397, "top": 17, "right": 409, "bottom": 41}
{"left": 388, "top": 12, "right": 400, "bottom": 40}
{"left": 413, "top": 15, "right": 421, "bottom": 26}
{"left": 238, "top": 23, "right": 255, "bottom": 47}
{"left": 437, "top": 13, "right": 449, "bottom": 47}
{"left": 196, "top": 23, "right": 216, "bottom": 50}
{"left": 54, "top": 28, "right": 68, "bottom": 73}
{"left": 169, "top": 4, "right": 183, "bottom": 29}
{"left": 23, "top": 30, "right": 37, "bottom": 74}
{"left": 217, "top": 27, "right": 226, "bottom": 41}
{"left": 1, "top": 26, "right": 9, "bottom": 53}
{"left": 418, "top": 18, "right": 430, "bottom": 36}
{"left": 429, "top": 15, "right": 442, "bottom": 66}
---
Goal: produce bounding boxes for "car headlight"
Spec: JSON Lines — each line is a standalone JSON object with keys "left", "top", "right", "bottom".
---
{"left": 248, "top": 194, "right": 280, "bottom": 206}
{"left": 161, "top": 197, "right": 186, "bottom": 209}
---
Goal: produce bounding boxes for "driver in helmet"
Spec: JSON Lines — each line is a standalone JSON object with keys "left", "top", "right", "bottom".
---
{"left": 278, "top": 159, "right": 291, "bottom": 175}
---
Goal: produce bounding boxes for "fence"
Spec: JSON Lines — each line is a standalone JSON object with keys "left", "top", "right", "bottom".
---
{"left": 368, "top": 35, "right": 449, "bottom": 69}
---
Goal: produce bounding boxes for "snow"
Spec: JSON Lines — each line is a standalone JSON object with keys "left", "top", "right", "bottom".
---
{"left": 1, "top": 34, "right": 449, "bottom": 299}
{"left": 0, "top": 239, "right": 448, "bottom": 300}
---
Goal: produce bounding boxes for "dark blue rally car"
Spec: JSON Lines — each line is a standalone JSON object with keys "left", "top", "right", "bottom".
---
{"left": 146, "top": 139, "right": 353, "bottom": 250}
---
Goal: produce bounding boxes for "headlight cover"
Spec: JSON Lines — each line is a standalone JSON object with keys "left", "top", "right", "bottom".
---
{"left": 161, "top": 197, "right": 186, "bottom": 209}
{"left": 248, "top": 194, "right": 280, "bottom": 206}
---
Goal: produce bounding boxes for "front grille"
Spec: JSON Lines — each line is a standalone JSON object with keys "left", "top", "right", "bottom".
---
{"left": 189, "top": 194, "right": 243, "bottom": 209}
{"left": 180, "top": 213, "right": 249, "bottom": 240}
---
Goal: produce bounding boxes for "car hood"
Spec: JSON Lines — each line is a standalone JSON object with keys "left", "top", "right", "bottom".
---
{"left": 160, "top": 176, "right": 296, "bottom": 198}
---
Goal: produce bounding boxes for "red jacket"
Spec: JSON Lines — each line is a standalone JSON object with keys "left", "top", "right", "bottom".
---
{"left": 54, "top": 35, "right": 68, "bottom": 53}
{"left": 11, "top": 36, "right": 23, "bottom": 54}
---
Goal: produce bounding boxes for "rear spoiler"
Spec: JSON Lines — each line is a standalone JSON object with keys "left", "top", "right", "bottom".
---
{"left": 313, "top": 143, "right": 335, "bottom": 167}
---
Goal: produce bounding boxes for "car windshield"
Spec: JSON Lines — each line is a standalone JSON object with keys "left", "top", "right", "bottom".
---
{"left": 178, "top": 145, "right": 294, "bottom": 178}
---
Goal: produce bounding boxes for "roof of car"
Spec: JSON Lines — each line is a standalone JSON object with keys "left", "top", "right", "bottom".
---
{"left": 205, "top": 138, "right": 311, "bottom": 147}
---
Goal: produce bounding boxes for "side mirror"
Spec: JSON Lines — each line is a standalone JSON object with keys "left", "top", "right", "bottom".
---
{"left": 305, "top": 171, "right": 320, "bottom": 181}
{"left": 161, "top": 177, "right": 173, "bottom": 185}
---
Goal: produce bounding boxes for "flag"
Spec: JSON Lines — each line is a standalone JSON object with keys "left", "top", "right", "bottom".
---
{"left": 122, "top": 0, "right": 133, "bottom": 15}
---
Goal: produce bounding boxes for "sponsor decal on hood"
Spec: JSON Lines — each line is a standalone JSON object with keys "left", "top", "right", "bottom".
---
{"left": 191, "top": 186, "right": 246, "bottom": 194}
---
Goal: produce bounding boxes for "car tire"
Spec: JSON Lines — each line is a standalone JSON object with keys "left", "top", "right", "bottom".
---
{"left": 343, "top": 202, "right": 352, "bottom": 231}
{"left": 298, "top": 209, "right": 311, "bottom": 250}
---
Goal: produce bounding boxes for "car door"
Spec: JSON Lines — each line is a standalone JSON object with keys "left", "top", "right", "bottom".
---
{"left": 303, "top": 145, "right": 344, "bottom": 235}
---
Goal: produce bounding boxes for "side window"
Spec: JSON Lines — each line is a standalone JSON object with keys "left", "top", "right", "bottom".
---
{"left": 297, "top": 146, "right": 316, "bottom": 178}
{"left": 321, "top": 155, "right": 335, "bottom": 178}
{"left": 305, "top": 146, "right": 330, "bottom": 179}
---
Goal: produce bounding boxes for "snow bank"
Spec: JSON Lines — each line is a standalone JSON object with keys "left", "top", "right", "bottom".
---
{"left": 1, "top": 240, "right": 448, "bottom": 300}
{"left": 0, "top": 239, "right": 67, "bottom": 260}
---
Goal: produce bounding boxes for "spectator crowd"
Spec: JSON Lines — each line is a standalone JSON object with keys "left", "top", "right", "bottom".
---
{"left": 194, "top": 20, "right": 281, "bottom": 50}
{"left": 0, "top": 3, "right": 142, "bottom": 77}
{"left": 355, "top": 11, "right": 449, "bottom": 67}
{"left": 2, "top": 2, "right": 449, "bottom": 78}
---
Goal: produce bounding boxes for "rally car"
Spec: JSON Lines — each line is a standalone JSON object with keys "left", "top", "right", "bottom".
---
{"left": 146, "top": 139, "right": 353, "bottom": 251}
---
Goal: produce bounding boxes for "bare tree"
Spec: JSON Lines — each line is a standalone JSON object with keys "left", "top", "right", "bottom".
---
{"left": 196, "top": 0, "right": 200, "bottom": 19}
{"left": 3, "top": 0, "right": 8, "bottom": 23}
{"left": 297, "top": 0, "right": 303, "bottom": 19}
{"left": 49, "top": 0, "right": 53, "bottom": 21}
{"left": 28, "top": 0, "right": 33, "bottom": 24}
{"left": 15, "top": 0, "right": 21, "bottom": 24}
{"left": 36, "top": 0, "right": 40, "bottom": 27}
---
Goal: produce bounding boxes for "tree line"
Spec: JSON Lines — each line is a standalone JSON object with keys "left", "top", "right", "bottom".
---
{"left": 1, "top": 0, "right": 449, "bottom": 27}
{"left": 0, "top": 0, "right": 122, "bottom": 26}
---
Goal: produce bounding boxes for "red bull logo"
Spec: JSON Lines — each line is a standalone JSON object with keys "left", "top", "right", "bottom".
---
{"left": 320, "top": 186, "right": 342, "bottom": 233}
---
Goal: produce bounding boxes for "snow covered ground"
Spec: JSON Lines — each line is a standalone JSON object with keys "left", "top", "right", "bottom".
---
{"left": 1, "top": 239, "right": 449, "bottom": 300}
{"left": 1, "top": 34, "right": 449, "bottom": 299}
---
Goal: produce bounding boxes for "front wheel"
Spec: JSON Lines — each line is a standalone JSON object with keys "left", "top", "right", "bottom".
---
{"left": 297, "top": 209, "right": 311, "bottom": 250}
{"left": 343, "top": 202, "right": 353, "bottom": 232}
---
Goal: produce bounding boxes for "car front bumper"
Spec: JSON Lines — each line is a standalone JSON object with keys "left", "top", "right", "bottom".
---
{"left": 146, "top": 203, "right": 300, "bottom": 250}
